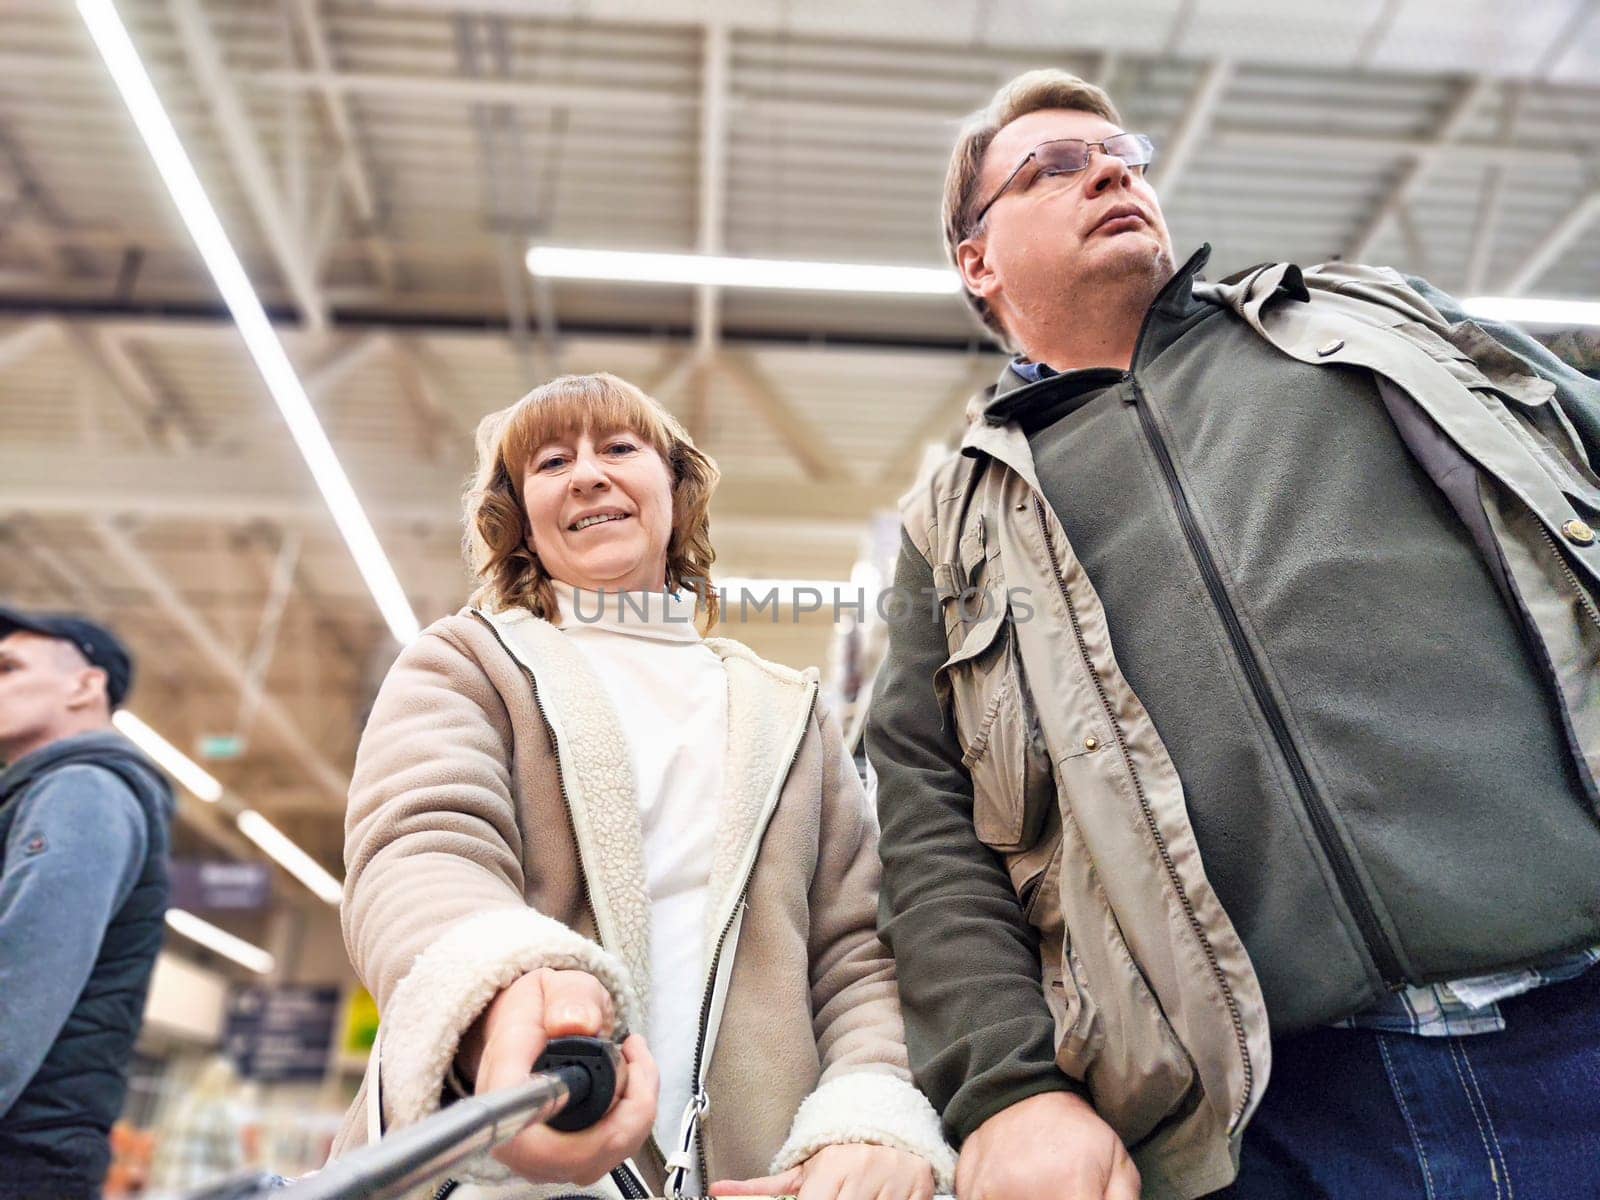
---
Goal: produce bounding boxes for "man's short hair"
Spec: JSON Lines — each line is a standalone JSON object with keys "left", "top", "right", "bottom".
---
{"left": 942, "top": 69, "right": 1123, "bottom": 343}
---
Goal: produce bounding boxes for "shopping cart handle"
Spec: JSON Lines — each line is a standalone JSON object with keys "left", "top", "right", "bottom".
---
{"left": 536, "top": 1034, "right": 627, "bottom": 1131}
{"left": 182, "top": 1171, "right": 289, "bottom": 1200}
{"left": 190, "top": 1037, "right": 624, "bottom": 1200}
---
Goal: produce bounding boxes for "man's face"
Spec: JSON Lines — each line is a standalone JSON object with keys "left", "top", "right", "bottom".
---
{"left": 0, "top": 632, "right": 103, "bottom": 755}
{"left": 957, "top": 108, "right": 1177, "bottom": 341}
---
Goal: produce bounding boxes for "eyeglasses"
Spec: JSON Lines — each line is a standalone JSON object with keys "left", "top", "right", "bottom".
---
{"left": 969, "top": 133, "right": 1156, "bottom": 230}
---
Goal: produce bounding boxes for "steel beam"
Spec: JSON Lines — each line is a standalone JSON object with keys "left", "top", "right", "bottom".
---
{"left": 1345, "top": 76, "right": 1492, "bottom": 263}
{"left": 0, "top": 319, "right": 56, "bottom": 371}
{"left": 248, "top": 66, "right": 695, "bottom": 115}
{"left": 692, "top": 22, "right": 731, "bottom": 376}
{"left": 170, "top": 0, "right": 330, "bottom": 329}
{"left": 93, "top": 519, "right": 350, "bottom": 802}
{"left": 1498, "top": 188, "right": 1600, "bottom": 296}
{"left": 884, "top": 357, "right": 998, "bottom": 483}
{"left": 1463, "top": 84, "right": 1525, "bottom": 294}
{"left": 289, "top": 0, "right": 398, "bottom": 290}
{"left": 237, "top": 68, "right": 1593, "bottom": 172}
{"left": 387, "top": 334, "right": 467, "bottom": 461}
{"left": 1149, "top": 59, "right": 1234, "bottom": 200}
{"left": 63, "top": 325, "right": 202, "bottom": 451}
{"left": 718, "top": 353, "right": 846, "bottom": 482}
{"left": 1, "top": 445, "right": 898, "bottom": 526}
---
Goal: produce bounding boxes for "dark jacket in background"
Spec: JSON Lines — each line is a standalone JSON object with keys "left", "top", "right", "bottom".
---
{"left": 0, "top": 732, "right": 175, "bottom": 1200}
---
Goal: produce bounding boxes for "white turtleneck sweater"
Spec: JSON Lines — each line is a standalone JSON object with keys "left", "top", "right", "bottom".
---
{"left": 552, "top": 584, "right": 725, "bottom": 1179}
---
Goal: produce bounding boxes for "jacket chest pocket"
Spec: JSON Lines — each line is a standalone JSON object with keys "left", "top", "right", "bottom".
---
{"left": 936, "top": 598, "right": 1054, "bottom": 856}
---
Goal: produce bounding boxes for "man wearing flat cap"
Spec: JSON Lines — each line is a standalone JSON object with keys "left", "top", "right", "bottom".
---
{"left": 0, "top": 607, "right": 175, "bottom": 1200}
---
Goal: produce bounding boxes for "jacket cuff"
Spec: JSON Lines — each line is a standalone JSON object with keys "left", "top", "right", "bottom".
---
{"left": 950, "top": 1069, "right": 1090, "bottom": 1146}
{"left": 380, "top": 907, "right": 640, "bottom": 1182}
{"left": 771, "top": 1070, "right": 958, "bottom": 1191}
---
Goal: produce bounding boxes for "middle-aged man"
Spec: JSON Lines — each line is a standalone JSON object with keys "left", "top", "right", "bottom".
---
{"left": 0, "top": 608, "right": 175, "bottom": 1200}
{"left": 868, "top": 69, "right": 1600, "bottom": 1200}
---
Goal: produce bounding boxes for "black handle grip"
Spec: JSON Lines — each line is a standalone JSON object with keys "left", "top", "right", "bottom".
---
{"left": 533, "top": 1035, "right": 626, "bottom": 1132}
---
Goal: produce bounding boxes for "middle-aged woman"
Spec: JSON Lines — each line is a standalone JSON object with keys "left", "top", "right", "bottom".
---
{"left": 328, "top": 373, "right": 954, "bottom": 1200}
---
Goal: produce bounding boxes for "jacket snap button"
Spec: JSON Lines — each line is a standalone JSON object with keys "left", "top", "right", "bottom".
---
{"left": 1562, "top": 519, "right": 1596, "bottom": 545}
{"left": 1015, "top": 501, "right": 1027, "bottom": 511}
{"left": 1317, "top": 339, "right": 1344, "bottom": 356}
{"left": 1083, "top": 735, "right": 1099, "bottom": 751}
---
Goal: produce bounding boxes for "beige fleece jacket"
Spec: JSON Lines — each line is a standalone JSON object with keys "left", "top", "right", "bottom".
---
{"left": 328, "top": 607, "right": 953, "bottom": 1197}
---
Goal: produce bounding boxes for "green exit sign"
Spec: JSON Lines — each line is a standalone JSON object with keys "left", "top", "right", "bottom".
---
{"left": 199, "top": 734, "right": 246, "bottom": 760}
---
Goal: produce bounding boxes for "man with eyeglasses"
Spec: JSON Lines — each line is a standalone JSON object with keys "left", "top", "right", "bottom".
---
{"left": 868, "top": 68, "right": 1600, "bottom": 1200}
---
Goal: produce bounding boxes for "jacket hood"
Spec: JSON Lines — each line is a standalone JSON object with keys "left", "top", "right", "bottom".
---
{"left": 0, "top": 729, "right": 176, "bottom": 819}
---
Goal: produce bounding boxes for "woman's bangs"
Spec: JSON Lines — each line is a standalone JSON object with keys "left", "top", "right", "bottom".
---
{"left": 498, "top": 374, "right": 675, "bottom": 477}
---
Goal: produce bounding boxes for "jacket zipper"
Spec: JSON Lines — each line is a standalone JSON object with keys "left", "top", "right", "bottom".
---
{"left": 609, "top": 1161, "right": 651, "bottom": 1199}
{"left": 1124, "top": 381, "right": 1406, "bottom": 988}
{"left": 683, "top": 888, "right": 748, "bottom": 1193}
{"left": 1032, "top": 496, "right": 1257, "bottom": 1131}
{"left": 1537, "top": 524, "right": 1600, "bottom": 634}
{"left": 676, "top": 688, "right": 819, "bottom": 1195}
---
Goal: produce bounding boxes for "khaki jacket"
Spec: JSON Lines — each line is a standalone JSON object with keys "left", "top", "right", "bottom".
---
{"left": 329, "top": 607, "right": 954, "bottom": 1196}
{"left": 899, "top": 262, "right": 1600, "bottom": 1198}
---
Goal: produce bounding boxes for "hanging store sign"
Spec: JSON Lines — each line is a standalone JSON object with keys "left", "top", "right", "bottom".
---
{"left": 170, "top": 860, "right": 273, "bottom": 911}
{"left": 225, "top": 985, "right": 341, "bottom": 1082}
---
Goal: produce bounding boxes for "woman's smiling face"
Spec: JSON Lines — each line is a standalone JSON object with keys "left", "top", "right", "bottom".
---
{"left": 520, "top": 427, "right": 675, "bottom": 593}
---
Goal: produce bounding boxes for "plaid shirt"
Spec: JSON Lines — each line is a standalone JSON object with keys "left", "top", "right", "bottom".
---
{"left": 146, "top": 1101, "right": 247, "bottom": 1195}
{"left": 1335, "top": 947, "right": 1600, "bottom": 1037}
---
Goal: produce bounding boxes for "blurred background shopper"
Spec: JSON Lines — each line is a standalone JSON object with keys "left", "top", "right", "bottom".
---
{"left": 0, "top": 609, "right": 174, "bottom": 1200}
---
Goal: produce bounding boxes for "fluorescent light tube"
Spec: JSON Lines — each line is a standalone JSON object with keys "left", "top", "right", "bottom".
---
{"left": 113, "top": 710, "right": 343, "bottom": 905}
{"left": 527, "top": 246, "right": 962, "bottom": 296}
{"left": 166, "top": 908, "right": 275, "bottom": 975}
{"left": 78, "top": 0, "right": 420, "bottom": 644}
{"left": 112, "top": 710, "right": 223, "bottom": 803}
{"left": 236, "top": 809, "right": 344, "bottom": 905}
{"left": 1462, "top": 296, "right": 1600, "bottom": 328}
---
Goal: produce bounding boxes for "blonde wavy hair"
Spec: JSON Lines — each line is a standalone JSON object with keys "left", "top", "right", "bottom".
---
{"left": 465, "top": 372, "right": 721, "bottom": 630}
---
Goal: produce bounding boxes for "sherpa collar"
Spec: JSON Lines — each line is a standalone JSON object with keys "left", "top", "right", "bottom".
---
{"left": 473, "top": 608, "right": 817, "bottom": 1022}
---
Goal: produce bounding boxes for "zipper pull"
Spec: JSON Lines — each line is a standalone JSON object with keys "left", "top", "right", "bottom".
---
{"left": 663, "top": 1159, "right": 691, "bottom": 1198}
{"left": 663, "top": 1089, "right": 710, "bottom": 1197}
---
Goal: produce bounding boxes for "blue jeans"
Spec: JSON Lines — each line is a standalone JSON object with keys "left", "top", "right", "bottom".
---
{"left": 1217, "top": 965, "right": 1600, "bottom": 1198}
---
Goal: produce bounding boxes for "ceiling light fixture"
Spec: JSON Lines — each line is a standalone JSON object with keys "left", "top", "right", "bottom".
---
{"left": 111, "top": 710, "right": 223, "bottom": 803}
{"left": 1461, "top": 296, "right": 1600, "bottom": 328}
{"left": 166, "top": 908, "right": 276, "bottom": 975}
{"left": 527, "top": 246, "right": 961, "bottom": 296}
{"left": 110, "top": 712, "right": 344, "bottom": 905}
{"left": 78, "top": 0, "right": 419, "bottom": 643}
{"left": 236, "top": 809, "right": 344, "bottom": 905}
